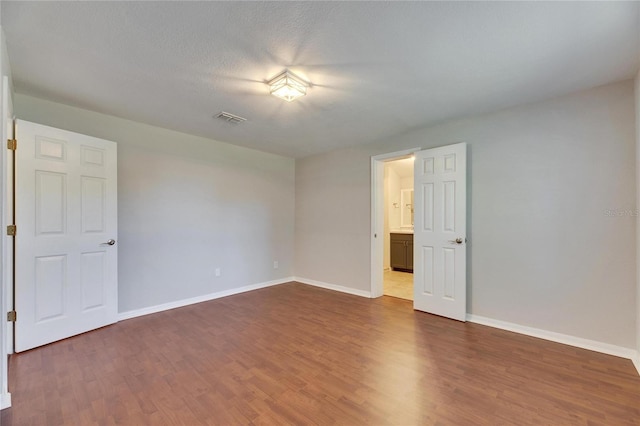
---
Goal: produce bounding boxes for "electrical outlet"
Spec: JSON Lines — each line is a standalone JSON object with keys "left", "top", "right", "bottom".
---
{"left": 215, "top": 268, "right": 221, "bottom": 277}
{"left": 273, "top": 261, "right": 279, "bottom": 269}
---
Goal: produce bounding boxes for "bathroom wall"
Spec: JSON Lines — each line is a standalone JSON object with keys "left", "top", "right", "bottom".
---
{"left": 383, "top": 164, "right": 402, "bottom": 270}
{"left": 387, "top": 166, "right": 402, "bottom": 230}
{"left": 383, "top": 167, "right": 390, "bottom": 270}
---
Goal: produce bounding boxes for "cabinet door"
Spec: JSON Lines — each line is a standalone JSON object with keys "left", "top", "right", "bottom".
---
{"left": 406, "top": 239, "right": 414, "bottom": 270}
{"left": 390, "top": 239, "right": 407, "bottom": 269}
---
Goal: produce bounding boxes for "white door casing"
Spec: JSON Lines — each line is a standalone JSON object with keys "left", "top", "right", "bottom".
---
{"left": 370, "top": 148, "right": 422, "bottom": 298}
{"left": 15, "top": 120, "right": 118, "bottom": 352}
{"left": 413, "top": 143, "right": 466, "bottom": 321}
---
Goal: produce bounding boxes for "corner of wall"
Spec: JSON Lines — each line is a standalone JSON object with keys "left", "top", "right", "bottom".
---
{"left": 636, "top": 68, "right": 640, "bottom": 358}
{"left": 0, "top": 28, "right": 13, "bottom": 97}
{"left": 633, "top": 352, "right": 640, "bottom": 376}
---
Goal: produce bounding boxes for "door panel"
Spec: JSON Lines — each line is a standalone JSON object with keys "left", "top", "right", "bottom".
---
{"left": 34, "top": 255, "right": 66, "bottom": 322}
{"left": 81, "top": 177, "right": 106, "bottom": 233}
{"left": 15, "top": 120, "right": 118, "bottom": 352}
{"left": 413, "top": 143, "right": 466, "bottom": 321}
{"left": 36, "top": 171, "right": 66, "bottom": 234}
{"left": 81, "top": 251, "right": 106, "bottom": 311}
{"left": 420, "top": 246, "right": 434, "bottom": 295}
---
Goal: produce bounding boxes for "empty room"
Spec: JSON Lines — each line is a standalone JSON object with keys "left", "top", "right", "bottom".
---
{"left": 1, "top": 1, "right": 640, "bottom": 424}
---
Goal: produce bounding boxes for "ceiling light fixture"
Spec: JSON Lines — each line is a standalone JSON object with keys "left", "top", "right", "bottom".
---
{"left": 267, "top": 70, "right": 308, "bottom": 102}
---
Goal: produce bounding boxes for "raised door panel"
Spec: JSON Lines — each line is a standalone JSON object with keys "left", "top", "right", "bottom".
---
{"left": 35, "top": 136, "right": 66, "bottom": 162}
{"left": 81, "top": 177, "right": 106, "bottom": 233}
{"left": 420, "top": 246, "right": 434, "bottom": 296}
{"left": 34, "top": 255, "right": 67, "bottom": 322}
{"left": 35, "top": 171, "right": 67, "bottom": 235}
{"left": 81, "top": 252, "right": 106, "bottom": 311}
{"left": 81, "top": 146, "right": 106, "bottom": 167}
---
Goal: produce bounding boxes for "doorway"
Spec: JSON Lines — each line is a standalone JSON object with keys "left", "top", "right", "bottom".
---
{"left": 370, "top": 148, "right": 420, "bottom": 299}
{"left": 383, "top": 157, "right": 414, "bottom": 300}
{"left": 371, "top": 144, "right": 468, "bottom": 322}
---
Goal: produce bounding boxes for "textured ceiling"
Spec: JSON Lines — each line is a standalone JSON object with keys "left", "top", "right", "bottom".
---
{"left": 2, "top": 1, "right": 639, "bottom": 158}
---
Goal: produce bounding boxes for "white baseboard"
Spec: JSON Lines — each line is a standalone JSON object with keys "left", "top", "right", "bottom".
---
{"left": 632, "top": 353, "right": 640, "bottom": 376}
{"left": 293, "top": 277, "right": 372, "bottom": 298}
{"left": 467, "top": 314, "right": 638, "bottom": 363}
{"left": 1, "top": 392, "right": 11, "bottom": 410}
{"left": 118, "top": 277, "right": 294, "bottom": 321}
{"left": 116, "top": 280, "right": 639, "bottom": 376}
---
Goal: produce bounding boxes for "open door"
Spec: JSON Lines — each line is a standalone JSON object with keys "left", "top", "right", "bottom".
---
{"left": 413, "top": 143, "right": 466, "bottom": 321}
{"left": 15, "top": 120, "right": 118, "bottom": 352}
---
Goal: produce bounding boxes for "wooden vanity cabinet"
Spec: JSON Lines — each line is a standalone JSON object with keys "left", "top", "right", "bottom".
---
{"left": 390, "top": 233, "right": 413, "bottom": 272}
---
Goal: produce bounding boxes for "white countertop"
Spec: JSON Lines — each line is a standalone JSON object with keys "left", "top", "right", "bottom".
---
{"left": 390, "top": 229, "right": 414, "bottom": 234}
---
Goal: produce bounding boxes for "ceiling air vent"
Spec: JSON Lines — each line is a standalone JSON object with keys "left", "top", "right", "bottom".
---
{"left": 215, "top": 111, "right": 247, "bottom": 124}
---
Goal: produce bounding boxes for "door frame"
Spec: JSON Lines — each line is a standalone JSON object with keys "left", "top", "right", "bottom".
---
{"left": 370, "top": 147, "right": 421, "bottom": 298}
{"left": 1, "top": 76, "right": 12, "bottom": 410}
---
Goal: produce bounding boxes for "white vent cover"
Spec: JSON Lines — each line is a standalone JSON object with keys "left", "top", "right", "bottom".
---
{"left": 215, "top": 111, "right": 247, "bottom": 124}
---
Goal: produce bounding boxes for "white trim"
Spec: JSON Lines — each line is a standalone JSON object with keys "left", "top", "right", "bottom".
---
{"left": 294, "top": 277, "right": 372, "bottom": 298}
{"left": 633, "top": 353, "right": 640, "bottom": 376}
{"left": 1, "top": 392, "right": 11, "bottom": 410}
{"left": 118, "top": 277, "right": 293, "bottom": 321}
{"left": 467, "top": 314, "right": 639, "bottom": 362}
{"left": 371, "top": 148, "right": 422, "bottom": 162}
{"left": 370, "top": 147, "right": 421, "bottom": 298}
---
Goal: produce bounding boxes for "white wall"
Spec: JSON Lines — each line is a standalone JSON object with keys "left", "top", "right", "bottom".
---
{"left": 383, "top": 167, "right": 390, "bottom": 270}
{"left": 296, "top": 80, "right": 636, "bottom": 349}
{"left": 14, "top": 94, "right": 295, "bottom": 314}
{"left": 382, "top": 164, "right": 403, "bottom": 270}
{"left": 387, "top": 166, "right": 401, "bottom": 230}
{"left": 400, "top": 177, "right": 413, "bottom": 192}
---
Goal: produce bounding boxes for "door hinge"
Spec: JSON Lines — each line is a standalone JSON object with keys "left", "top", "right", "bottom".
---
{"left": 6, "top": 225, "right": 16, "bottom": 236}
{"left": 7, "top": 139, "right": 16, "bottom": 150}
{"left": 7, "top": 311, "right": 16, "bottom": 322}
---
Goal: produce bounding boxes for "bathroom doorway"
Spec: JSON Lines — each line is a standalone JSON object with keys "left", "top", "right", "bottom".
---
{"left": 383, "top": 157, "right": 415, "bottom": 300}
{"left": 371, "top": 144, "right": 468, "bottom": 321}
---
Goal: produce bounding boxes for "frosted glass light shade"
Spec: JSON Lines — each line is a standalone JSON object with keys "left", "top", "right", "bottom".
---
{"left": 268, "top": 70, "right": 307, "bottom": 102}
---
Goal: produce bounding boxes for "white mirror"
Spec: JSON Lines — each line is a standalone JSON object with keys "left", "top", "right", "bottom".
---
{"left": 400, "top": 188, "right": 414, "bottom": 228}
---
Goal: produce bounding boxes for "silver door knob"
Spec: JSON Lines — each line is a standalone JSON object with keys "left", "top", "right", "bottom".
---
{"left": 104, "top": 239, "right": 116, "bottom": 246}
{"left": 448, "top": 238, "right": 464, "bottom": 244}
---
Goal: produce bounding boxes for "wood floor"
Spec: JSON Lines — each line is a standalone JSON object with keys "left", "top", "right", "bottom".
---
{"left": 2, "top": 282, "right": 640, "bottom": 425}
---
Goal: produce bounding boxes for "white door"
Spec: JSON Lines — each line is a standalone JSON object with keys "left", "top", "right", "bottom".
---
{"left": 15, "top": 120, "right": 118, "bottom": 352}
{"left": 413, "top": 143, "right": 466, "bottom": 321}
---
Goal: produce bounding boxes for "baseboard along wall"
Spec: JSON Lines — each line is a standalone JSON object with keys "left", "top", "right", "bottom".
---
{"left": 633, "top": 353, "right": 640, "bottom": 376}
{"left": 292, "top": 277, "right": 372, "bottom": 298}
{"left": 118, "top": 277, "right": 294, "bottom": 321}
{"left": 466, "top": 314, "right": 639, "bottom": 370}
{"left": 1, "top": 392, "right": 11, "bottom": 410}
{"left": 117, "top": 277, "right": 639, "bottom": 375}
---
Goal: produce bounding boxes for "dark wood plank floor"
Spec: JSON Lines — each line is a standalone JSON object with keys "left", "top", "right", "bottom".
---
{"left": 2, "top": 282, "right": 639, "bottom": 425}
